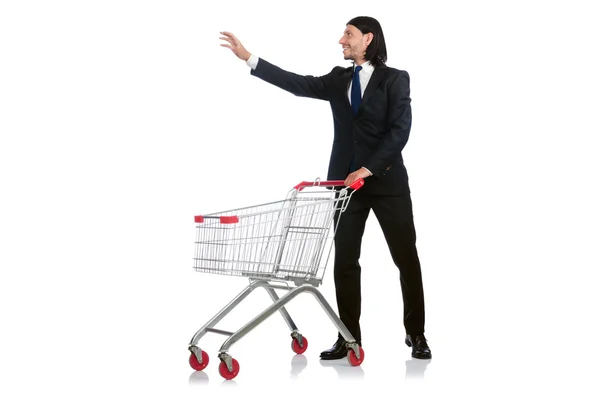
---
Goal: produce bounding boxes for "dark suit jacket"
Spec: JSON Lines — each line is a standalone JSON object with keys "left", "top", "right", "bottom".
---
{"left": 251, "top": 58, "right": 413, "bottom": 196}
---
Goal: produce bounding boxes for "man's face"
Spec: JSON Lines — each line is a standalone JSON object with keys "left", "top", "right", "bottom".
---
{"left": 339, "top": 24, "right": 372, "bottom": 63}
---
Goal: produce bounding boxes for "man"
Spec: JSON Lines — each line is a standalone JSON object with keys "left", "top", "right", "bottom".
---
{"left": 219, "top": 16, "right": 431, "bottom": 360}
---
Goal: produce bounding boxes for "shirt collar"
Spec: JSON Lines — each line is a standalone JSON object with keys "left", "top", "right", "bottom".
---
{"left": 354, "top": 61, "right": 374, "bottom": 74}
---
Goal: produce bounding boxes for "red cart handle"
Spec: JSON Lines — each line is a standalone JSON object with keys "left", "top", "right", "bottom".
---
{"left": 293, "top": 178, "right": 364, "bottom": 191}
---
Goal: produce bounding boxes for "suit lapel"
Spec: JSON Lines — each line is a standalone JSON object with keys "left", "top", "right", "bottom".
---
{"left": 359, "top": 66, "right": 387, "bottom": 111}
{"left": 342, "top": 67, "right": 353, "bottom": 107}
{"left": 339, "top": 65, "right": 387, "bottom": 114}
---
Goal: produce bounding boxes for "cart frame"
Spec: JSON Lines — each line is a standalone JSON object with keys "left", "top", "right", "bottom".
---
{"left": 188, "top": 179, "right": 366, "bottom": 380}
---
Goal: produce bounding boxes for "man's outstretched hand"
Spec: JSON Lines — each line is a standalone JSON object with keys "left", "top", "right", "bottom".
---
{"left": 220, "top": 31, "right": 251, "bottom": 61}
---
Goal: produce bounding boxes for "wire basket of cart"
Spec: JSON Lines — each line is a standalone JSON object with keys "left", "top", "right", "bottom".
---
{"left": 188, "top": 178, "right": 365, "bottom": 380}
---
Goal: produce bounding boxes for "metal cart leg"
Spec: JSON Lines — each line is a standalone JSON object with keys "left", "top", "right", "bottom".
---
{"left": 263, "top": 286, "right": 298, "bottom": 332}
{"left": 262, "top": 285, "right": 306, "bottom": 352}
{"left": 188, "top": 279, "right": 271, "bottom": 364}
{"left": 188, "top": 279, "right": 311, "bottom": 366}
{"left": 217, "top": 283, "right": 361, "bottom": 371}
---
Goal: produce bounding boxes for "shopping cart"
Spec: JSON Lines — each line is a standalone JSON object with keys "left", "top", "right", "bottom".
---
{"left": 188, "top": 178, "right": 365, "bottom": 380}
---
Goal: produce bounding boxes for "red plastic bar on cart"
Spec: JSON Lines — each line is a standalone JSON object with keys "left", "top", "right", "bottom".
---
{"left": 194, "top": 180, "right": 364, "bottom": 224}
{"left": 293, "top": 178, "right": 364, "bottom": 191}
{"left": 194, "top": 215, "right": 239, "bottom": 224}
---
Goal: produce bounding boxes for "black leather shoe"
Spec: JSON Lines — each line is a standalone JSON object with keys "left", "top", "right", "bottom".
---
{"left": 320, "top": 339, "right": 348, "bottom": 360}
{"left": 405, "top": 334, "right": 432, "bottom": 359}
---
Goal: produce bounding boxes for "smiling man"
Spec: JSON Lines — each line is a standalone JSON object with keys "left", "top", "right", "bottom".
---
{"left": 219, "top": 16, "right": 431, "bottom": 361}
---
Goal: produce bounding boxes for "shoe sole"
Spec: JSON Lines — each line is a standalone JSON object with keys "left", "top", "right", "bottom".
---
{"left": 320, "top": 350, "right": 348, "bottom": 360}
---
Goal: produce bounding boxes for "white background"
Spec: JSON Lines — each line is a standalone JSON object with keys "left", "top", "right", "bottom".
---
{"left": 1, "top": 0, "right": 599, "bottom": 395}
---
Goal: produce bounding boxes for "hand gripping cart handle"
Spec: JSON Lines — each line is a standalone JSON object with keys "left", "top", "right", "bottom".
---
{"left": 188, "top": 179, "right": 366, "bottom": 380}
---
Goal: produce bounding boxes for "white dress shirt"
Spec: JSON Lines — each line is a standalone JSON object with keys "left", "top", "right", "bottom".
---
{"left": 347, "top": 61, "right": 374, "bottom": 104}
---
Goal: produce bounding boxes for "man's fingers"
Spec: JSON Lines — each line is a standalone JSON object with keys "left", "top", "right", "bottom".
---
{"left": 220, "top": 38, "right": 240, "bottom": 51}
{"left": 219, "top": 36, "right": 234, "bottom": 45}
{"left": 344, "top": 171, "right": 361, "bottom": 186}
{"left": 219, "top": 31, "right": 239, "bottom": 44}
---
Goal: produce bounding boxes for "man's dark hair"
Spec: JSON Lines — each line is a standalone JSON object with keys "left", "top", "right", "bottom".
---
{"left": 347, "top": 16, "right": 387, "bottom": 67}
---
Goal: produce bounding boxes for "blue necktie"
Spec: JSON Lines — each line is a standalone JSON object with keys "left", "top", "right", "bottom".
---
{"left": 351, "top": 65, "right": 362, "bottom": 116}
{"left": 349, "top": 65, "right": 362, "bottom": 172}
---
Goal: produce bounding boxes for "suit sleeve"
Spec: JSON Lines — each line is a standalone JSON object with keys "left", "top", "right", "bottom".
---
{"left": 250, "top": 58, "right": 334, "bottom": 101}
{"left": 364, "top": 71, "right": 412, "bottom": 175}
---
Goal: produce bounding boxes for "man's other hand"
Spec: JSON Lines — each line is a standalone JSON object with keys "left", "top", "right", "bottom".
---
{"left": 344, "top": 167, "right": 371, "bottom": 186}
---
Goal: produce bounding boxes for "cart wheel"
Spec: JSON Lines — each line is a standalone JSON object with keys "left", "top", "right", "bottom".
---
{"left": 291, "top": 336, "right": 308, "bottom": 354}
{"left": 189, "top": 350, "right": 209, "bottom": 371}
{"left": 347, "top": 346, "right": 365, "bottom": 366}
{"left": 218, "top": 358, "right": 240, "bottom": 380}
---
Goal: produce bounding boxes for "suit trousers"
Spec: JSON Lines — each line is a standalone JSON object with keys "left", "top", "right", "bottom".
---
{"left": 333, "top": 189, "right": 425, "bottom": 343}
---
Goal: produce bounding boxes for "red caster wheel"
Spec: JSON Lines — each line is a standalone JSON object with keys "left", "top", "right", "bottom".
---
{"left": 219, "top": 358, "right": 240, "bottom": 380}
{"left": 189, "top": 350, "right": 209, "bottom": 371}
{"left": 291, "top": 336, "right": 308, "bottom": 354}
{"left": 347, "top": 346, "right": 365, "bottom": 366}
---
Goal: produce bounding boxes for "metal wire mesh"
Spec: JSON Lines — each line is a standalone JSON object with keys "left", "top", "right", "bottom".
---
{"left": 193, "top": 188, "right": 351, "bottom": 284}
